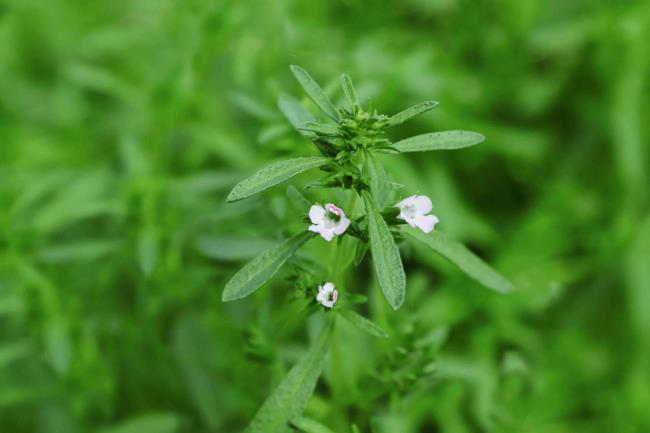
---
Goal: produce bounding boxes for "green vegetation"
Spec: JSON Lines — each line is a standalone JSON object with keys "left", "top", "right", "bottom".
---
{"left": 1, "top": 1, "right": 649, "bottom": 432}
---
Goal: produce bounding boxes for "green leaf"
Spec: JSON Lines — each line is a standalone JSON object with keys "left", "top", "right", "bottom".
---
{"left": 172, "top": 316, "right": 222, "bottom": 430}
{"left": 405, "top": 227, "right": 513, "bottom": 293}
{"left": 392, "top": 130, "right": 485, "bottom": 152}
{"left": 353, "top": 239, "right": 369, "bottom": 266}
{"left": 0, "top": 342, "right": 29, "bottom": 369}
{"left": 138, "top": 228, "right": 158, "bottom": 277}
{"left": 227, "top": 157, "right": 331, "bottom": 202}
{"left": 364, "top": 150, "right": 393, "bottom": 210}
{"left": 387, "top": 100, "right": 438, "bottom": 127}
{"left": 625, "top": 214, "right": 650, "bottom": 338}
{"left": 339, "top": 310, "right": 388, "bottom": 338}
{"left": 169, "top": 172, "right": 241, "bottom": 196}
{"left": 222, "top": 231, "right": 314, "bottom": 301}
{"left": 35, "top": 239, "right": 121, "bottom": 263}
{"left": 301, "top": 122, "right": 340, "bottom": 136}
{"left": 341, "top": 74, "right": 358, "bottom": 107}
{"left": 245, "top": 324, "right": 331, "bottom": 433}
{"left": 291, "top": 417, "right": 336, "bottom": 433}
{"left": 97, "top": 413, "right": 180, "bottom": 433}
{"left": 362, "top": 191, "right": 406, "bottom": 310}
{"left": 258, "top": 124, "right": 291, "bottom": 144}
{"left": 287, "top": 185, "right": 312, "bottom": 210}
{"left": 230, "top": 92, "right": 277, "bottom": 120}
{"left": 290, "top": 65, "right": 340, "bottom": 121}
{"left": 196, "top": 237, "right": 277, "bottom": 262}
{"left": 278, "top": 94, "right": 316, "bottom": 139}
{"left": 45, "top": 320, "right": 70, "bottom": 375}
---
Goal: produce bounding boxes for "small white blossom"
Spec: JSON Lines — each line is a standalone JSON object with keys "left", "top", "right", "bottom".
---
{"left": 308, "top": 203, "right": 351, "bottom": 241}
{"left": 316, "top": 282, "right": 338, "bottom": 308}
{"left": 396, "top": 195, "right": 439, "bottom": 233}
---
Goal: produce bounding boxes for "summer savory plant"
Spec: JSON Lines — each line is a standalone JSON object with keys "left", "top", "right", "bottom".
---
{"left": 222, "top": 66, "right": 513, "bottom": 433}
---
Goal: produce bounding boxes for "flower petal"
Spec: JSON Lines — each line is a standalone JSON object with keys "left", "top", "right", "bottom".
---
{"left": 309, "top": 204, "right": 326, "bottom": 224}
{"left": 322, "top": 282, "right": 335, "bottom": 292}
{"left": 412, "top": 195, "right": 432, "bottom": 214}
{"left": 396, "top": 195, "right": 415, "bottom": 209}
{"left": 333, "top": 217, "right": 351, "bottom": 235}
{"left": 414, "top": 214, "right": 439, "bottom": 233}
{"left": 321, "top": 229, "right": 335, "bottom": 242}
{"left": 397, "top": 212, "right": 417, "bottom": 228}
{"left": 325, "top": 203, "right": 343, "bottom": 216}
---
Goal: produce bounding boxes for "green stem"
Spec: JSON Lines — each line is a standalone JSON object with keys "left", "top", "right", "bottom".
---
{"left": 329, "top": 314, "right": 355, "bottom": 429}
{"left": 329, "top": 189, "right": 358, "bottom": 280}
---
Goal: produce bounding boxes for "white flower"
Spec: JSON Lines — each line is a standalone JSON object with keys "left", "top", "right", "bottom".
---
{"left": 308, "top": 203, "right": 351, "bottom": 241}
{"left": 316, "top": 282, "right": 338, "bottom": 308}
{"left": 396, "top": 195, "right": 439, "bottom": 233}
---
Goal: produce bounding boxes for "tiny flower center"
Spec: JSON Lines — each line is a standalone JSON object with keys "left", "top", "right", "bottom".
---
{"left": 326, "top": 210, "right": 341, "bottom": 222}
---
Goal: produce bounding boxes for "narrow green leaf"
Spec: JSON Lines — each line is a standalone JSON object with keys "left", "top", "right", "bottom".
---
{"left": 196, "top": 237, "right": 276, "bottom": 262}
{"left": 35, "top": 239, "right": 121, "bottom": 263}
{"left": 405, "top": 227, "right": 513, "bottom": 293}
{"left": 170, "top": 172, "right": 241, "bottom": 195}
{"left": 45, "top": 320, "right": 70, "bottom": 375}
{"left": 0, "top": 387, "right": 43, "bottom": 407}
{"left": 290, "top": 65, "right": 340, "bottom": 121}
{"left": 611, "top": 27, "right": 647, "bottom": 196}
{"left": 138, "top": 228, "right": 158, "bottom": 277}
{"left": 351, "top": 425, "right": 361, "bottom": 433}
{"left": 258, "top": 124, "right": 291, "bottom": 144}
{"left": 278, "top": 94, "right": 316, "bottom": 139}
{"left": 353, "top": 239, "right": 369, "bottom": 266}
{"left": 341, "top": 74, "right": 358, "bottom": 107}
{"left": 227, "top": 157, "right": 331, "bottom": 202}
{"left": 362, "top": 191, "right": 406, "bottom": 310}
{"left": 97, "top": 413, "right": 180, "bottom": 433}
{"left": 373, "top": 146, "right": 401, "bottom": 155}
{"left": 0, "top": 342, "right": 30, "bottom": 369}
{"left": 625, "top": 214, "right": 650, "bottom": 338}
{"left": 245, "top": 324, "right": 331, "bottom": 433}
{"left": 364, "top": 150, "right": 393, "bottom": 210}
{"left": 222, "top": 231, "right": 314, "bottom": 301}
{"left": 301, "top": 122, "right": 340, "bottom": 136}
{"left": 230, "top": 92, "right": 277, "bottom": 120}
{"left": 291, "top": 417, "right": 336, "bottom": 433}
{"left": 393, "top": 130, "right": 485, "bottom": 153}
{"left": 339, "top": 310, "right": 388, "bottom": 338}
{"left": 172, "top": 316, "right": 222, "bottom": 430}
{"left": 387, "top": 100, "right": 438, "bottom": 127}
{"left": 286, "top": 185, "right": 312, "bottom": 210}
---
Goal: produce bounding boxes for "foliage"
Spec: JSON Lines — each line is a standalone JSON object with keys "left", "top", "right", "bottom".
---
{"left": 0, "top": 0, "right": 649, "bottom": 432}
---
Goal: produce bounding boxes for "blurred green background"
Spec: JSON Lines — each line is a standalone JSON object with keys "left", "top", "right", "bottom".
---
{"left": 1, "top": 0, "right": 649, "bottom": 432}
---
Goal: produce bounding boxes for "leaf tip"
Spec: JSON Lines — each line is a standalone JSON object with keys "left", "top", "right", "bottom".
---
{"left": 385, "top": 282, "right": 405, "bottom": 311}
{"left": 390, "top": 297, "right": 404, "bottom": 311}
{"left": 221, "top": 288, "right": 236, "bottom": 302}
{"left": 222, "top": 281, "right": 249, "bottom": 302}
{"left": 226, "top": 190, "right": 239, "bottom": 203}
{"left": 289, "top": 64, "right": 304, "bottom": 75}
{"left": 500, "top": 280, "right": 515, "bottom": 294}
